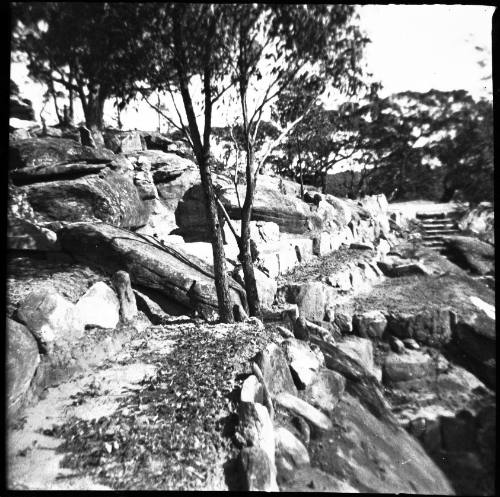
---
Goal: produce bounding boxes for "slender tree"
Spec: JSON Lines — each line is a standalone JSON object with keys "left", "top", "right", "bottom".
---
{"left": 225, "top": 5, "right": 368, "bottom": 316}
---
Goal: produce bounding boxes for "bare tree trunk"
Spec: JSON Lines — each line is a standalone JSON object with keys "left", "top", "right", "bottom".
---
{"left": 172, "top": 11, "right": 234, "bottom": 323}
{"left": 48, "top": 79, "right": 63, "bottom": 126}
{"left": 240, "top": 146, "right": 262, "bottom": 318}
{"left": 238, "top": 51, "right": 262, "bottom": 318}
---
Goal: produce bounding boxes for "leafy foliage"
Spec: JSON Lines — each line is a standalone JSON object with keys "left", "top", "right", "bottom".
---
{"left": 12, "top": 2, "right": 148, "bottom": 129}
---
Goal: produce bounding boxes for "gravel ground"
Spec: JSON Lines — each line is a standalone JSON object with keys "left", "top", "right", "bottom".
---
{"left": 8, "top": 317, "right": 280, "bottom": 490}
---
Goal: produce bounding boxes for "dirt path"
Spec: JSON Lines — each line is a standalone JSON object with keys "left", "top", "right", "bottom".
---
{"left": 8, "top": 318, "right": 276, "bottom": 490}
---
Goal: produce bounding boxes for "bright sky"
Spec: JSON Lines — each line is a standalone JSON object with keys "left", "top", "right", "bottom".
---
{"left": 358, "top": 4, "right": 494, "bottom": 99}
{"left": 11, "top": 5, "right": 494, "bottom": 130}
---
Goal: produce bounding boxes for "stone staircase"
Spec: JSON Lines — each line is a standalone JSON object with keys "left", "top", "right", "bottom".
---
{"left": 416, "top": 212, "right": 461, "bottom": 250}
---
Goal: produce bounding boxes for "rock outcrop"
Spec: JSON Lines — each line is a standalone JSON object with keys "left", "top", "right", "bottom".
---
{"left": 58, "top": 222, "right": 246, "bottom": 317}
{"left": 9, "top": 138, "right": 115, "bottom": 170}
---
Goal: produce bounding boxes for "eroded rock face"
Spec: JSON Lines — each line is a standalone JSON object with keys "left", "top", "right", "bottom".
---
{"left": 275, "top": 391, "right": 333, "bottom": 433}
{"left": 303, "top": 369, "right": 346, "bottom": 413}
{"left": 458, "top": 202, "right": 494, "bottom": 245}
{"left": 17, "top": 288, "right": 85, "bottom": 353}
{"left": 20, "top": 170, "right": 150, "bottom": 229}
{"left": 254, "top": 343, "right": 297, "bottom": 397}
{"left": 75, "top": 282, "right": 120, "bottom": 329}
{"left": 58, "top": 222, "right": 246, "bottom": 318}
{"left": 7, "top": 318, "right": 40, "bottom": 413}
{"left": 7, "top": 218, "right": 59, "bottom": 251}
{"left": 238, "top": 446, "right": 278, "bottom": 492}
{"left": 386, "top": 308, "right": 452, "bottom": 347}
{"left": 103, "top": 130, "right": 143, "bottom": 154}
{"left": 9, "top": 138, "right": 115, "bottom": 170}
{"left": 383, "top": 350, "right": 434, "bottom": 384}
{"left": 353, "top": 310, "right": 387, "bottom": 339}
{"left": 307, "top": 393, "right": 454, "bottom": 494}
{"left": 280, "top": 281, "right": 335, "bottom": 322}
{"left": 112, "top": 271, "right": 138, "bottom": 324}
{"left": 453, "top": 310, "right": 496, "bottom": 388}
{"left": 444, "top": 235, "right": 495, "bottom": 276}
{"left": 275, "top": 426, "right": 310, "bottom": 480}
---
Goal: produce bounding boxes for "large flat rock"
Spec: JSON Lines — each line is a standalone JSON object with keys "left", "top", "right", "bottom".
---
{"left": 20, "top": 170, "right": 150, "bottom": 229}
{"left": 58, "top": 222, "right": 246, "bottom": 315}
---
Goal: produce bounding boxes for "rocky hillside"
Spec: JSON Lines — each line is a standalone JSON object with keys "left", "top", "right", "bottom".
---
{"left": 7, "top": 120, "right": 495, "bottom": 493}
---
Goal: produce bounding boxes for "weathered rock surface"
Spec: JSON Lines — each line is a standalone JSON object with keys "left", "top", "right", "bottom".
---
{"left": 20, "top": 170, "right": 150, "bottom": 229}
{"left": 383, "top": 350, "right": 433, "bottom": 384}
{"left": 386, "top": 308, "right": 452, "bottom": 346}
{"left": 307, "top": 392, "right": 454, "bottom": 494}
{"left": 275, "top": 426, "right": 310, "bottom": 479}
{"left": 303, "top": 369, "right": 346, "bottom": 413}
{"left": 335, "top": 336, "right": 376, "bottom": 379}
{"left": 279, "top": 281, "right": 335, "bottom": 322}
{"left": 103, "top": 130, "right": 143, "bottom": 153}
{"left": 75, "top": 282, "right": 120, "bottom": 329}
{"left": 444, "top": 235, "right": 495, "bottom": 275}
{"left": 220, "top": 182, "right": 322, "bottom": 235}
{"left": 59, "top": 222, "right": 246, "bottom": 317}
{"left": 275, "top": 391, "right": 333, "bottom": 433}
{"left": 238, "top": 401, "right": 275, "bottom": 463}
{"left": 281, "top": 338, "right": 324, "bottom": 389}
{"left": 458, "top": 202, "right": 494, "bottom": 245}
{"left": 254, "top": 343, "right": 297, "bottom": 397}
{"left": 17, "top": 288, "right": 84, "bottom": 353}
{"left": 233, "top": 266, "right": 277, "bottom": 308}
{"left": 10, "top": 161, "right": 109, "bottom": 186}
{"left": 238, "top": 446, "right": 278, "bottom": 492}
{"left": 453, "top": 310, "right": 496, "bottom": 388}
{"left": 9, "top": 138, "right": 115, "bottom": 170}
{"left": 112, "top": 271, "right": 138, "bottom": 323}
{"left": 353, "top": 310, "right": 387, "bottom": 339}
{"left": 7, "top": 218, "right": 59, "bottom": 251}
{"left": 7, "top": 318, "right": 40, "bottom": 412}
{"left": 240, "top": 375, "right": 264, "bottom": 404}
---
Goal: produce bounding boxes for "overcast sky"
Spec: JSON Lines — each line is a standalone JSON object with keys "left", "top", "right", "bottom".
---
{"left": 11, "top": 4, "right": 494, "bottom": 130}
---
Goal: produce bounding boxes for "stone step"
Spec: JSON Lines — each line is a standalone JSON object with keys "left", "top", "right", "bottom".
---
{"left": 416, "top": 212, "right": 453, "bottom": 220}
{"left": 422, "top": 227, "right": 459, "bottom": 234}
{"left": 420, "top": 219, "right": 456, "bottom": 226}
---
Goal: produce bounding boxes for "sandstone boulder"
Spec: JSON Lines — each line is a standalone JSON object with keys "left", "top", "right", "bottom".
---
{"left": 458, "top": 202, "right": 494, "bottom": 245}
{"left": 353, "top": 310, "right": 387, "bottom": 339}
{"left": 444, "top": 235, "right": 495, "bottom": 276}
{"left": 275, "top": 426, "right": 310, "bottom": 479}
{"left": 453, "top": 310, "right": 496, "bottom": 388}
{"left": 58, "top": 222, "right": 246, "bottom": 317}
{"left": 7, "top": 318, "right": 40, "bottom": 412}
{"left": 238, "top": 446, "right": 278, "bottom": 492}
{"left": 238, "top": 401, "right": 275, "bottom": 463}
{"left": 112, "top": 271, "right": 138, "bottom": 323}
{"left": 281, "top": 338, "right": 324, "bottom": 389}
{"left": 240, "top": 374, "right": 264, "bottom": 404}
{"left": 275, "top": 392, "right": 333, "bottom": 433}
{"left": 303, "top": 369, "right": 345, "bottom": 413}
{"left": 336, "top": 336, "right": 377, "bottom": 379}
{"left": 219, "top": 181, "right": 323, "bottom": 235}
{"left": 10, "top": 161, "right": 109, "bottom": 186}
{"left": 103, "top": 130, "right": 143, "bottom": 153}
{"left": 254, "top": 343, "right": 297, "bottom": 397}
{"left": 383, "top": 350, "right": 433, "bottom": 384}
{"left": 75, "top": 282, "right": 120, "bottom": 329}
{"left": 280, "top": 281, "right": 335, "bottom": 322}
{"left": 17, "top": 288, "right": 85, "bottom": 353}
{"left": 7, "top": 218, "right": 59, "bottom": 251}
{"left": 20, "top": 169, "right": 150, "bottom": 229}
{"left": 386, "top": 308, "right": 452, "bottom": 347}
{"left": 9, "top": 138, "right": 115, "bottom": 170}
